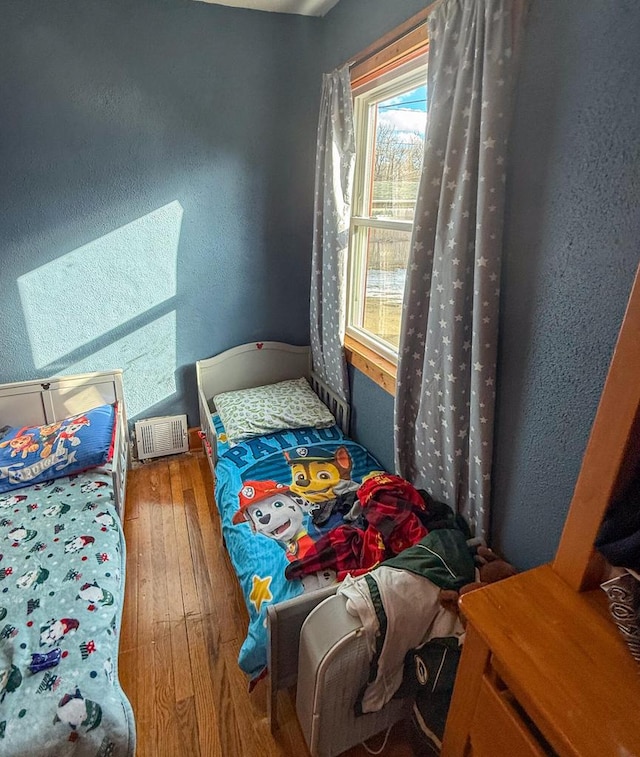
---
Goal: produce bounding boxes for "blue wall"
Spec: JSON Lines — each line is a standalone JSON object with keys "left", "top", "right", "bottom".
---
{"left": 2, "top": 0, "right": 638, "bottom": 569}
{"left": 0, "top": 0, "right": 320, "bottom": 424}
{"left": 322, "top": 0, "right": 640, "bottom": 568}
{"left": 347, "top": 365, "right": 395, "bottom": 473}
{"left": 491, "top": 0, "right": 640, "bottom": 568}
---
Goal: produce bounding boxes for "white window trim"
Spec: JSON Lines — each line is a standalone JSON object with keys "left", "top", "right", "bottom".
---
{"left": 346, "top": 56, "right": 428, "bottom": 366}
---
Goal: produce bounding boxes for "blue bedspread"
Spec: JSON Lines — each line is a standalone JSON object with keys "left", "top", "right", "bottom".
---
{"left": 0, "top": 467, "right": 135, "bottom": 757}
{"left": 213, "top": 417, "right": 383, "bottom": 678}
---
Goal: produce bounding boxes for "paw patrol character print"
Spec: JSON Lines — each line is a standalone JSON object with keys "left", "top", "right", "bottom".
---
{"left": 37, "top": 422, "right": 62, "bottom": 459}
{"left": 0, "top": 432, "right": 39, "bottom": 459}
{"left": 54, "top": 688, "right": 103, "bottom": 732}
{"left": 285, "top": 446, "right": 357, "bottom": 503}
{"left": 58, "top": 415, "right": 90, "bottom": 448}
{"left": 284, "top": 446, "right": 360, "bottom": 527}
{"left": 233, "top": 480, "right": 314, "bottom": 561}
{"left": 40, "top": 617, "right": 80, "bottom": 646}
{"left": 64, "top": 535, "right": 95, "bottom": 554}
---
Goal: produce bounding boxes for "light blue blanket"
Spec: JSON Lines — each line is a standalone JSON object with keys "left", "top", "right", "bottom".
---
{"left": 0, "top": 467, "right": 135, "bottom": 757}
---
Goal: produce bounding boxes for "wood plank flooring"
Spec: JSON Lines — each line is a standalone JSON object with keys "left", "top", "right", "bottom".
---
{"left": 119, "top": 451, "right": 414, "bottom": 757}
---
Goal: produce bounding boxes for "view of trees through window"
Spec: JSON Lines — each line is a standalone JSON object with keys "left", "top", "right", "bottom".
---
{"left": 361, "top": 83, "right": 427, "bottom": 351}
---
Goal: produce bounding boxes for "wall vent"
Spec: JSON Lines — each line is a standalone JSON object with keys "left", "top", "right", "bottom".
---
{"left": 134, "top": 414, "right": 188, "bottom": 461}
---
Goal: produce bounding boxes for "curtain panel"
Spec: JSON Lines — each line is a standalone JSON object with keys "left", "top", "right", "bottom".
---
{"left": 309, "top": 66, "right": 355, "bottom": 403}
{"left": 395, "top": 0, "right": 527, "bottom": 538}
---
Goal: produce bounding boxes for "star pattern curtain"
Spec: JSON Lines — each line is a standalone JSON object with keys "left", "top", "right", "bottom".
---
{"left": 309, "top": 66, "right": 355, "bottom": 403}
{"left": 395, "top": 0, "right": 528, "bottom": 539}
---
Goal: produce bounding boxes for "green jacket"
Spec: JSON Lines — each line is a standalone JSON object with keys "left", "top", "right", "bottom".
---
{"left": 382, "top": 529, "right": 475, "bottom": 591}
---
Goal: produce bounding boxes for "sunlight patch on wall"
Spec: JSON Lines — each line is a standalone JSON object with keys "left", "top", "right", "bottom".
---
{"left": 64, "top": 311, "right": 177, "bottom": 418}
{"left": 18, "top": 201, "right": 183, "bottom": 369}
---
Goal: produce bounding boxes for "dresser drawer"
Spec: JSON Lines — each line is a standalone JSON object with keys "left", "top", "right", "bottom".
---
{"left": 469, "top": 675, "right": 547, "bottom": 757}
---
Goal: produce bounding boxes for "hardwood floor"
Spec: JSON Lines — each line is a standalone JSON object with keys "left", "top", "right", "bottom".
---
{"left": 119, "top": 451, "right": 414, "bottom": 757}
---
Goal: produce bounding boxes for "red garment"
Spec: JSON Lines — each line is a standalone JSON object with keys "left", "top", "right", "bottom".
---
{"left": 357, "top": 474, "right": 428, "bottom": 555}
{"left": 284, "top": 474, "right": 429, "bottom": 582}
{"left": 357, "top": 473, "right": 425, "bottom": 509}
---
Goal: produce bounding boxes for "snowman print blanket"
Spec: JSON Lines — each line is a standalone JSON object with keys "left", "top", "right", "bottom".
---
{"left": 0, "top": 468, "right": 135, "bottom": 757}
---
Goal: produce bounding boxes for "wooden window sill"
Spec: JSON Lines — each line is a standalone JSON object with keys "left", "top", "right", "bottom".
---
{"left": 344, "top": 335, "right": 397, "bottom": 396}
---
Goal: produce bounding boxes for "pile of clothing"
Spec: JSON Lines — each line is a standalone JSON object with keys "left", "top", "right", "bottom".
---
{"left": 288, "top": 473, "right": 479, "bottom": 717}
{"left": 285, "top": 473, "right": 470, "bottom": 582}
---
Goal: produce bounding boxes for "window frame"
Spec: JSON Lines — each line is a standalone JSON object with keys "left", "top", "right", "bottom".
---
{"left": 346, "top": 58, "right": 428, "bottom": 367}
{"left": 342, "top": 15, "right": 430, "bottom": 394}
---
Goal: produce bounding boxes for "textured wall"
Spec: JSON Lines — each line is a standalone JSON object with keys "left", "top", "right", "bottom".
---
{"left": 347, "top": 365, "right": 395, "bottom": 473}
{"left": 0, "top": 0, "right": 320, "bottom": 424}
{"left": 491, "top": 0, "right": 640, "bottom": 568}
{"left": 319, "top": 0, "right": 427, "bottom": 71}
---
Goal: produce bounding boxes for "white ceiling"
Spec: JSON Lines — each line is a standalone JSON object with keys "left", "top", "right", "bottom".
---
{"left": 195, "top": 0, "right": 341, "bottom": 16}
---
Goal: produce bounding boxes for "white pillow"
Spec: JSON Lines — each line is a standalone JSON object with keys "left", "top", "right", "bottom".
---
{"left": 214, "top": 377, "right": 336, "bottom": 445}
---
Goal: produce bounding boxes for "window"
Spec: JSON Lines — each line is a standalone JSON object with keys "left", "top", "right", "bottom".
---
{"left": 346, "top": 57, "right": 428, "bottom": 368}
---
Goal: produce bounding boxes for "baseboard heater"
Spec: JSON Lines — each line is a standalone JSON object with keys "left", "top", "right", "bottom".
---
{"left": 134, "top": 414, "right": 188, "bottom": 460}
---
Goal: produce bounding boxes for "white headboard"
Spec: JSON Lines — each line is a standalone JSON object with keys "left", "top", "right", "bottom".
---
{"left": 0, "top": 370, "right": 129, "bottom": 517}
{"left": 0, "top": 371, "right": 126, "bottom": 429}
{"left": 196, "top": 342, "right": 311, "bottom": 409}
{"left": 195, "top": 342, "right": 350, "bottom": 470}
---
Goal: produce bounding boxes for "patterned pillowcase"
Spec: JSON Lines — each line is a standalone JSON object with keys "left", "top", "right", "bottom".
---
{"left": 0, "top": 404, "right": 116, "bottom": 493}
{"left": 214, "top": 377, "right": 335, "bottom": 445}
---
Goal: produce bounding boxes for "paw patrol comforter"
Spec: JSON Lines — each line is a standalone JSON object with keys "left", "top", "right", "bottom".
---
{"left": 212, "top": 417, "right": 383, "bottom": 679}
{"left": 0, "top": 468, "right": 135, "bottom": 757}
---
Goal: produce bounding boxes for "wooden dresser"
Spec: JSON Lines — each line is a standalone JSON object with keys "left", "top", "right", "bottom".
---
{"left": 441, "top": 264, "right": 640, "bottom": 757}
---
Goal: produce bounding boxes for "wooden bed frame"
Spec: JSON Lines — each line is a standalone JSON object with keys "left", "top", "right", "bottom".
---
{"left": 0, "top": 370, "right": 129, "bottom": 518}
{"left": 196, "top": 342, "right": 350, "bottom": 730}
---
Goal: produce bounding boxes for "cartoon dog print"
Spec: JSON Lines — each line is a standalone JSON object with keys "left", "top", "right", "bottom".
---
{"left": 285, "top": 445, "right": 357, "bottom": 503}
{"left": 0, "top": 433, "right": 39, "bottom": 459}
{"left": 232, "top": 480, "right": 335, "bottom": 592}
{"left": 232, "top": 481, "right": 314, "bottom": 561}
{"left": 58, "top": 416, "right": 90, "bottom": 448}
{"left": 284, "top": 446, "right": 361, "bottom": 527}
{"left": 37, "top": 422, "right": 62, "bottom": 459}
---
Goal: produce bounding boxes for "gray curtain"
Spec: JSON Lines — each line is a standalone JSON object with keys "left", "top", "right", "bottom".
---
{"left": 309, "top": 66, "right": 355, "bottom": 403}
{"left": 395, "top": 0, "right": 527, "bottom": 539}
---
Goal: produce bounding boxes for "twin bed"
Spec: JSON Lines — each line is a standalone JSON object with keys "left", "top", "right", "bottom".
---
{"left": 0, "top": 345, "right": 365, "bottom": 753}
{"left": 197, "top": 342, "right": 392, "bottom": 729}
{"left": 0, "top": 371, "right": 134, "bottom": 757}
{"left": 0, "top": 343, "right": 458, "bottom": 754}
